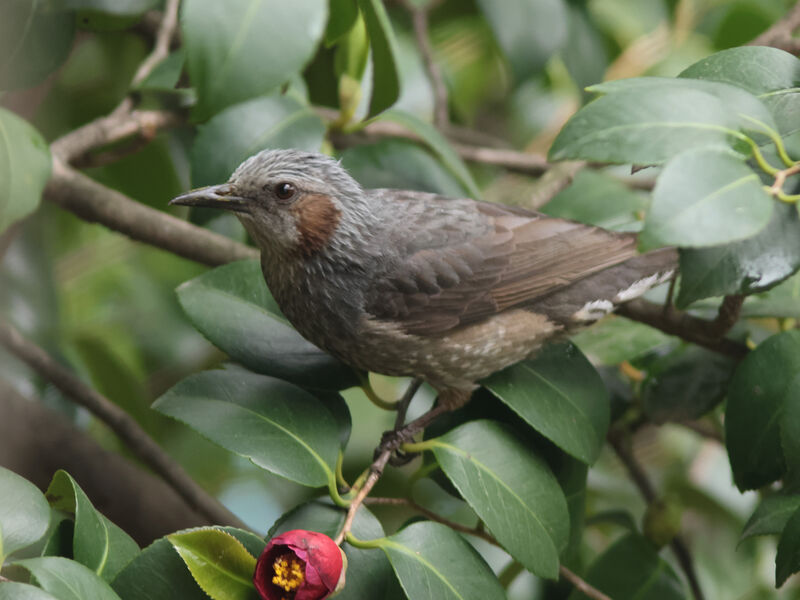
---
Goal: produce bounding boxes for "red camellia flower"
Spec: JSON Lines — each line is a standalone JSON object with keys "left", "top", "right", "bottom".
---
{"left": 253, "top": 529, "right": 347, "bottom": 600}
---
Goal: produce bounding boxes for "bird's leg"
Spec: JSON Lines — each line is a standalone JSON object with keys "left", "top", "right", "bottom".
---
{"left": 379, "top": 388, "right": 470, "bottom": 464}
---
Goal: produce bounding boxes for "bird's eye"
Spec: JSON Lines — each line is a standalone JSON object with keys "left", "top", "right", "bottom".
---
{"left": 274, "top": 182, "right": 296, "bottom": 201}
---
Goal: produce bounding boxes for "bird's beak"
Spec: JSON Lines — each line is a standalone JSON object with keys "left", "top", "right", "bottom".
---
{"left": 169, "top": 183, "right": 251, "bottom": 213}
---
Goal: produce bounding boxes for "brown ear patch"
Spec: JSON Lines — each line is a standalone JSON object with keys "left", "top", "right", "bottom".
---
{"left": 291, "top": 193, "right": 341, "bottom": 257}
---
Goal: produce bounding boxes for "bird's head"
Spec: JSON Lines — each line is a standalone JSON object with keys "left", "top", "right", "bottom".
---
{"left": 170, "top": 149, "right": 368, "bottom": 258}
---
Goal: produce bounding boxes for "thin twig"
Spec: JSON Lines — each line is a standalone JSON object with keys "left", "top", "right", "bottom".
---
{"left": 750, "top": 0, "right": 800, "bottom": 53}
{"left": 45, "top": 159, "right": 258, "bottom": 267}
{"left": 364, "top": 496, "right": 497, "bottom": 545}
{"left": 560, "top": 565, "right": 613, "bottom": 600}
{"left": 334, "top": 402, "right": 449, "bottom": 544}
{"left": 0, "top": 320, "right": 246, "bottom": 529}
{"left": 131, "top": 0, "right": 181, "bottom": 88}
{"left": 402, "top": 0, "right": 448, "bottom": 128}
{"left": 617, "top": 298, "right": 749, "bottom": 359}
{"left": 609, "top": 431, "right": 705, "bottom": 600}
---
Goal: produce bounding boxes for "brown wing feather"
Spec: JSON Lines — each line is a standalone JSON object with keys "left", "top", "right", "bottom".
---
{"left": 365, "top": 193, "right": 638, "bottom": 336}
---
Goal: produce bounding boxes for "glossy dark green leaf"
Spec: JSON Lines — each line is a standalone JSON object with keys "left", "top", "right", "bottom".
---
{"left": 135, "top": 49, "right": 184, "bottom": 91}
{"left": 378, "top": 110, "right": 480, "bottom": 198}
{"left": 572, "top": 317, "right": 673, "bottom": 366}
{"left": 543, "top": 170, "right": 647, "bottom": 232}
{"left": 566, "top": 533, "right": 684, "bottom": 600}
{"left": 776, "top": 506, "right": 800, "bottom": 586}
{"left": 14, "top": 557, "right": 121, "bottom": 600}
{"left": 483, "top": 343, "right": 610, "bottom": 464}
{"left": 641, "top": 346, "right": 735, "bottom": 424}
{"left": 475, "top": 0, "right": 568, "bottom": 81}
{"left": 356, "top": 0, "right": 401, "bottom": 117}
{"left": 268, "top": 501, "right": 400, "bottom": 600}
{"left": 0, "top": 583, "right": 59, "bottom": 600}
{"left": 45, "top": 471, "right": 139, "bottom": 582}
{"left": 0, "top": 467, "right": 50, "bottom": 563}
{"left": 742, "top": 494, "right": 800, "bottom": 541}
{"left": 182, "top": 0, "right": 328, "bottom": 120}
{"left": 382, "top": 521, "right": 505, "bottom": 600}
{"left": 340, "top": 139, "right": 466, "bottom": 197}
{"left": 726, "top": 330, "right": 800, "bottom": 490}
{"left": 679, "top": 46, "right": 800, "bottom": 136}
{"left": 589, "top": 77, "right": 777, "bottom": 136}
{"left": 549, "top": 87, "right": 747, "bottom": 165}
{"left": 111, "top": 529, "right": 261, "bottom": 600}
{"left": 325, "top": 0, "right": 359, "bottom": 45}
{"left": 556, "top": 456, "right": 588, "bottom": 565}
{"left": 176, "top": 259, "right": 358, "bottom": 390}
{"left": 677, "top": 202, "right": 800, "bottom": 307}
{"left": 0, "top": 108, "right": 51, "bottom": 235}
{"left": 167, "top": 529, "right": 257, "bottom": 600}
{"left": 154, "top": 367, "right": 340, "bottom": 488}
{"left": 740, "top": 272, "right": 800, "bottom": 319}
{"left": 640, "top": 148, "right": 771, "bottom": 250}
{"left": 430, "top": 420, "right": 569, "bottom": 579}
{"left": 191, "top": 95, "right": 325, "bottom": 188}
{"left": 0, "top": 1, "right": 75, "bottom": 91}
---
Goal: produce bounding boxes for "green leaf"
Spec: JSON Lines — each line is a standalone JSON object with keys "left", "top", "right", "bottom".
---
{"left": 430, "top": 420, "right": 569, "bottom": 579}
{"left": 0, "top": 1, "right": 75, "bottom": 91}
{"left": 483, "top": 343, "right": 610, "bottom": 464}
{"left": 191, "top": 95, "right": 326, "bottom": 188}
{"left": 572, "top": 317, "right": 673, "bottom": 366}
{"left": 641, "top": 346, "right": 735, "bottom": 424}
{"left": 741, "top": 494, "right": 800, "bottom": 541}
{"left": 677, "top": 202, "right": 800, "bottom": 307}
{"left": 0, "top": 467, "right": 50, "bottom": 563}
{"left": 0, "top": 583, "right": 59, "bottom": 600}
{"left": 726, "top": 330, "right": 800, "bottom": 490}
{"left": 45, "top": 471, "right": 139, "bottom": 582}
{"left": 549, "top": 86, "right": 748, "bottom": 165}
{"left": 588, "top": 77, "right": 778, "bottom": 137}
{"left": 740, "top": 272, "right": 800, "bottom": 319}
{"left": 154, "top": 367, "right": 341, "bottom": 488}
{"left": 325, "top": 0, "right": 359, "bottom": 45}
{"left": 182, "top": 0, "right": 328, "bottom": 120}
{"left": 268, "top": 501, "right": 399, "bottom": 600}
{"left": 679, "top": 46, "right": 800, "bottom": 136}
{"left": 356, "top": 0, "right": 401, "bottom": 117}
{"left": 340, "top": 139, "right": 467, "bottom": 197}
{"left": 167, "top": 529, "right": 258, "bottom": 600}
{"left": 112, "top": 539, "right": 212, "bottom": 600}
{"left": 135, "top": 49, "right": 184, "bottom": 91}
{"left": 641, "top": 148, "right": 772, "bottom": 250}
{"left": 776, "top": 506, "right": 800, "bottom": 586}
{"left": 543, "top": 170, "right": 647, "bottom": 232}
{"left": 475, "top": 0, "right": 568, "bottom": 81}
{"left": 14, "top": 557, "right": 121, "bottom": 600}
{"left": 0, "top": 108, "right": 52, "bottom": 235}
{"left": 381, "top": 521, "right": 505, "bottom": 600}
{"left": 556, "top": 456, "right": 588, "bottom": 566}
{"left": 176, "top": 259, "right": 358, "bottom": 391}
{"left": 566, "top": 533, "right": 684, "bottom": 600}
{"left": 560, "top": 5, "right": 607, "bottom": 98}
{"left": 377, "top": 110, "right": 481, "bottom": 198}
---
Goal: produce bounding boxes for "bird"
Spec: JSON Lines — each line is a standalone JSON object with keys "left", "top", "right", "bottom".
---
{"left": 170, "top": 149, "right": 677, "bottom": 410}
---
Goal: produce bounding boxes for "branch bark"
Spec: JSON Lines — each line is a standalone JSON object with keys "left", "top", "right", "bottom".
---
{"left": 46, "top": 159, "right": 258, "bottom": 267}
{"left": 0, "top": 320, "right": 247, "bottom": 530}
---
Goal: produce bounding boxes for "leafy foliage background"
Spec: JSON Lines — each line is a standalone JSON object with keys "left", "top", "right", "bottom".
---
{"left": 3, "top": 0, "right": 800, "bottom": 599}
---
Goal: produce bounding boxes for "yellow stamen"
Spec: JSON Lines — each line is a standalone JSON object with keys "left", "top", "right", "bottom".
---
{"left": 272, "top": 553, "right": 305, "bottom": 595}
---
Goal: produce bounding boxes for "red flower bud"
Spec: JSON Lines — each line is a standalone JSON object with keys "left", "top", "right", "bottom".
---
{"left": 254, "top": 529, "right": 346, "bottom": 600}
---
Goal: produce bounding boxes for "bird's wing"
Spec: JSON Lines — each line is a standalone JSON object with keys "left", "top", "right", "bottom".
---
{"left": 364, "top": 191, "right": 640, "bottom": 335}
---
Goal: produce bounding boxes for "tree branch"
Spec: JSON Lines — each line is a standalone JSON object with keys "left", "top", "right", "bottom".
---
{"left": 750, "top": 0, "right": 800, "bottom": 54}
{"left": 617, "top": 298, "right": 748, "bottom": 359}
{"left": 46, "top": 159, "right": 258, "bottom": 267}
{"left": 0, "top": 320, "right": 246, "bottom": 529}
{"left": 130, "top": 0, "right": 181, "bottom": 88}
{"left": 401, "top": 0, "right": 448, "bottom": 129}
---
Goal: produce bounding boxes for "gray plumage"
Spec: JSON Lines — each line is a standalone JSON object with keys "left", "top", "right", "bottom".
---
{"left": 171, "top": 149, "right": 677, "bottom": 407}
